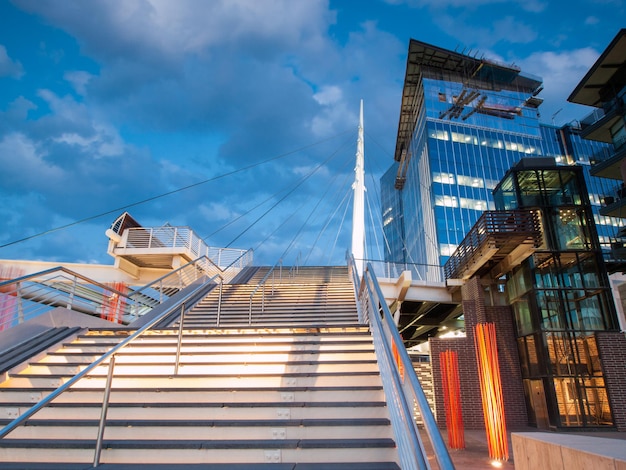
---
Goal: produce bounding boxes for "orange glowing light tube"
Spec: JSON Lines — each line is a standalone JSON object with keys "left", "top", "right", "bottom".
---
{"left": 474, "top": 322, "right": 509, "bottom": 461}
{"left": 440, "top": 350, "right": 465, "bottom": 449}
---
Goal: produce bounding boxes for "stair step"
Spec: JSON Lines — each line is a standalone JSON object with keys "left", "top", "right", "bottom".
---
{"left": 0, "top": 464, "right": 400, "bottom": 469}
{"left": 40, "top": 351, "right": 377, "bottom": 364}
{"left": 0, "top": 267, "right": 402, "bottom": 468}
{"left": 0, "top": 438, "right": 398, "bottom": 464}
{"left": 1, "top": 373, "right": 382, "bottom": 389}
{"left": 6, "top": 418, "right": 392, "bottom": 440}
{"left": 1, "top": 402, "right": 388, "bottom": 421}
{"left": 0, "top": 386, "right": 385, "bottom": 404}
{"left": 21, "top": 361, "right": 379, "bottom": 376}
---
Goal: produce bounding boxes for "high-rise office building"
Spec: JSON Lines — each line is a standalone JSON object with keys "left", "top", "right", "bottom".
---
{"left": 382, "top": 40, "right": 620, "bottom": 280}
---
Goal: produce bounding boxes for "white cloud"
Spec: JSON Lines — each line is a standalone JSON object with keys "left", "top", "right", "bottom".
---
{"left": 64, "top": 70, "right": 94, "bottom": 96}
{"left": 15, "top": 0, "right": 334, "bottom": 63}
{"left": 199, "top": 202, "right": 238, "bottom": 222}
{"left": 383, "top": 0, "right": 546, "bottom": 12}
{"left": 518, "top": 47, "right": 600, "bottom": 123}
{"left": 492, "top": 16, "right": 537, "bottom": 44}
{"left": 0, "top": 133, "right": 64, "bottom": 186}
{"left": 0, "top": 45, "right": 24, "bottom": 78}
{"left": 313, "top": 85, "right": 343, "bottom": 106}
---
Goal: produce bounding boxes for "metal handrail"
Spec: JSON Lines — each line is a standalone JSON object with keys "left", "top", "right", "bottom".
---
{"left": 0, "top": 267, "right": 154, "bottom": 330}
{"left": 126, "top": 250, "right": 253, "bottom": 320}
{"left": 248, "top": 260, "right": 282, "bottom": 324}
{"left": 0, "top": 276, "right": 213, "bottom": 441}
{"left": 349, "top": 254, "right": 455, "bottom": 469}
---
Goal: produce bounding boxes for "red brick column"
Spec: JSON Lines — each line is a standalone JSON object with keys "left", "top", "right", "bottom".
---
{"left": 596, "top": 331, "right": 626, "bottom": 431}
{"left": 430, "top": 277, "right": 528, "bottom": 430}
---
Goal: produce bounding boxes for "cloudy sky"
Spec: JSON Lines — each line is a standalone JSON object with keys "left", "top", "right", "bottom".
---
{"left": 0, "top": 0, "right": 624, "bottom": 267}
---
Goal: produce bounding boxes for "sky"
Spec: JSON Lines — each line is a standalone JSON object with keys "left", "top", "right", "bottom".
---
{"left": 0, "top": 0, "right": 624, "bottom": 268}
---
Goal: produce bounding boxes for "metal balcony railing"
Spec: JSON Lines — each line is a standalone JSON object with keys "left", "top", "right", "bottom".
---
{"left": 444, "top": 210, "right": 542, "bottom": 280}
{"left": 121, "top": 226, "right": 251, "bottom": 267}
{"left": 0, "top": 267, "right": 153, "bottom": 331}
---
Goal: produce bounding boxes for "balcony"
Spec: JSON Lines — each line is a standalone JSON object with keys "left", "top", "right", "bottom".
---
{"left": 589, "top": 142, "right": 626, "bottom": 180}
{"left": 600, "top": 183, "right": 626, "bottom": 218}
{"left": 578, "top": 100, "right": 625, "bottom": 143}
{"left": 444, "top": 210, "right": 542, "bottom": 280}
{"left": 108, "top": 226, "right": 251, "bottom": 273}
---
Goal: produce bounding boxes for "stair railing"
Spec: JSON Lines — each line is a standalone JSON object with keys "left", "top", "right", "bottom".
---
{"left": 174, "top": 302, "right": 187, "bottom": 375}
{"left": 0, "top": 267, "right": 155, "bottom": 330}
{"left": 349, "top": 255, "right": 455, "bottom": 470}
{"left": 248, "top": 260, "right": 282, "bottom": 324}
{"left": 127, "top": 254, "right": 231, "bottom": 318}
{"left": 0, "top": 275, "right": 211, "bottom": 434}
{"left": 288, "top": 252, "right": 301, "bottom": 279}
{"left": 0, "top": 251, "right": 253, "bottom": 465}
{"left": 0, "top": 250, "right": 253, "bottom": 331}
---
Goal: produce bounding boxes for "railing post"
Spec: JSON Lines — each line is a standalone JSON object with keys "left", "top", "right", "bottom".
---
{"left": 93, "top": 355, "right": 116, "bottom": 468}
{"left": 16, "top": 281, "right": 24, "bottom": 324}
{"left": 174, "top": 303, "right": 186, "bottom": 375}
{"left": 217, "top": 279, "right": 223, "bottom": 326}
{"left": 262, "top": 283, "right": 265, "bottom": 313}
{"left": 248, "top": 296, "right": 253, "bottom": 326}
{"left": 68, "top": 276, "right": 77, "bottom": 310}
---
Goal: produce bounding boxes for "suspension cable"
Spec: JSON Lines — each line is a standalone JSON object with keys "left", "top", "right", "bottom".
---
{"left": 0, "top": 130, "right": 352, "bottom": 250}
{"left": 302, "top": 161, "right": 354, "bottom": 265}
{"left": 226, "top": 135, "right": 354, "bottom": 249}
{"left": 277, "top": 151, "right": 354, "bottom": 263}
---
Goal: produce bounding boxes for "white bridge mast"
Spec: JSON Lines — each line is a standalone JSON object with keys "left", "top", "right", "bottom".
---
{"left": 351, "top": 100, "right": 365, "bottom": 277}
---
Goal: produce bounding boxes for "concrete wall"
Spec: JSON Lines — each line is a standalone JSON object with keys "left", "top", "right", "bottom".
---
{"left": 512, "top": 432, "right": 626, "bottom": 470}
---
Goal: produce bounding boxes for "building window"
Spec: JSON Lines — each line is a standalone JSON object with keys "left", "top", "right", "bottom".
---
{"left": 434, "top": 195, "right": 458, "bottom": 207}
{"left": 433, "top": 172, "right": 455, "bottom": 184}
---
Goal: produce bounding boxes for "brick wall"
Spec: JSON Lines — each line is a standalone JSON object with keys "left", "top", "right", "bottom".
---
{"left": 596, "top": 331, "right": 626, "bottom": 431}
{"left": 430, "top": 277, "right": 528, "bottom": 430}
{"left": 431, "top": 336, "right": 483, "bottom": 429}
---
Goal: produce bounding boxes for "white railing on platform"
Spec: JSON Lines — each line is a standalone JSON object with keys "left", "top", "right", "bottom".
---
{"left": 122, "top": 227, "right": 252, "bottom": 268}
{"left": 362, "top": 259, "right": 445, "bottom": 283}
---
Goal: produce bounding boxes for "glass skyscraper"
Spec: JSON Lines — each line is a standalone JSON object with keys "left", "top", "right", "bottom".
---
{"left": 382, "top": 40, "right": 621, "bottom": 280}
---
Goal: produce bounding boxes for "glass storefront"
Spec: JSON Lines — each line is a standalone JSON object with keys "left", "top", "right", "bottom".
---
{"left": 501, "top": 163, "right": 617, "bottom": 428}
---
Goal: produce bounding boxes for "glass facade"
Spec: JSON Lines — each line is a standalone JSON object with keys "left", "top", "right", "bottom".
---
{"left": 383, "top": 48, "right": 621, "bottom": 281}
{"left": 494, "top": 164, "right": 618, "bottom": 428}
{"left": 386, "top": 39, "right": 623, "bottom": 430}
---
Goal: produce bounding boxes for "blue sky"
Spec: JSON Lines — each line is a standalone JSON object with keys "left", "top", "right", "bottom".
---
{"left": 0, "top": 0, "right": 624, "bottom": 267}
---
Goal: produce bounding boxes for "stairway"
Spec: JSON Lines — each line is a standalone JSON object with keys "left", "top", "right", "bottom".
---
{"left": 180, "top": 267, "right": 358, "bottom": 329}
{"left": 0, "top": 267, "right": 401, "bottom": 469}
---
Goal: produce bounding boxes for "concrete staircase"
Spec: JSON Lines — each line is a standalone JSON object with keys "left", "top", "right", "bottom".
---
{"left": 0, "top": 266, "right": 401, "bottom": 469}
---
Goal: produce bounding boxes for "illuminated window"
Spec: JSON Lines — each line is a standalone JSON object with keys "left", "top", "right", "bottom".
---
{"left": 434, "top": 195, "right": 458, "bottom": 207}
{"left": 428, "top": 129, "right": 449, "bottom": 141}
{"left": 440, "top": 244, "right": 458, "bottom": 256}
{"left": 460, "top": 198, "right": 488, "bottom": 211}
{"left": 457, "top": 175, "right": 484, "bottom": 188}
{"left": 450, "top": 131, "right": 478, "bottom": 145}
{"left": 433, "top": 172, "right": 455, "bottom": 184}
